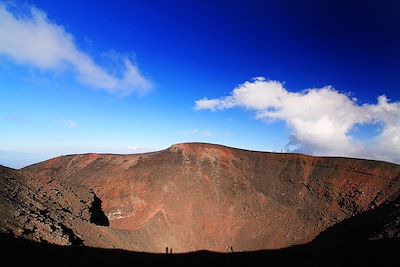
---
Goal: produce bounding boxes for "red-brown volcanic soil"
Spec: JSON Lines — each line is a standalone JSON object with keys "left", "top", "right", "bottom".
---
{"left": 8, "top": 142, "right": 396, "bottom": 253}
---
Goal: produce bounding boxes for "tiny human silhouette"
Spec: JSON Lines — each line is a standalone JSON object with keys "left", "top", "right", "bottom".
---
{"left": 170, "top": 248, "right": 172, "bottom": 254}
{"left": 166, "top": 247, "right": 168, "bottom": 254}
{"left": 230, "top": 246, "right": 233, "bottom": 252}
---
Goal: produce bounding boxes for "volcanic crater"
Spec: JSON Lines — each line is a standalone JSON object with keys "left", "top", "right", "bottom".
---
{"left": 1, "top": 143, "right": 400, "bottom": 255}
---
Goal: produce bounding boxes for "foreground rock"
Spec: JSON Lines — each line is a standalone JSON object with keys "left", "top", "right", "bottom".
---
{"left": 0, "top": 166, "right": 165, "bottom": 251}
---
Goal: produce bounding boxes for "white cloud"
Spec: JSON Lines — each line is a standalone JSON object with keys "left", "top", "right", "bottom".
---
{"left": 202, "top": 131, "right": 213, "bottom": 138}
{"left": 55, "top": 120, "right": 77, "bottom": 128}
{"left": 180, "top": 129, "right": 214, "bottom": 138}
{"left": 127, "top": 146, "right": 142, "bottom": 151}
{"left": 0, "top": 3, "right": 151, "bottom": 95}
{"left": 195, "top": 77, "right": 400, "bottom": 164}
{"left": 127, "top": 146, "right": 149, "bottom": 152}
{"left": 126, "top": 146, "right": 155, "bottom": 154}
{"left": 3, "top": 115, "right": 31, "bottom": 123}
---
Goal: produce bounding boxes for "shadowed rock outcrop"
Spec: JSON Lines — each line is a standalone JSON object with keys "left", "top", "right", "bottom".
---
{"left": 20, "top": 142, "right": 400, "bottom": 253}
{"left": 89, "top": 195, "right": 109, "bottom": 226}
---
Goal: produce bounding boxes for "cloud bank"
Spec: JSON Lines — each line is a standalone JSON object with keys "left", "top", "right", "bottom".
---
{"left": 0, "top": 3, "right": 151, "bottom": 95}
{"left": 195, "top": 77, "right": 400, "bottom": 164}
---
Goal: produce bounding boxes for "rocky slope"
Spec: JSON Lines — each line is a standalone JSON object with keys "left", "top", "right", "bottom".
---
{"left": 17, "top": 142, "right": 400, "bottom": 253}
{"left": 0, "top": 165, "right": 103, "bottom": 245}
{"left": 0, "top": 165, "right": 178, "bottom": 252}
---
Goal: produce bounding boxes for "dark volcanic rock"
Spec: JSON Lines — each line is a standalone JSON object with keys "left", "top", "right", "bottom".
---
{"left": 0, "top": 165, "right": 157, "bottom": 252}
{"left": 20, "top": 143, "right": 400, "bottom": 253}
{"left": 0, "top": 165, "right": 95, "bottom": 245}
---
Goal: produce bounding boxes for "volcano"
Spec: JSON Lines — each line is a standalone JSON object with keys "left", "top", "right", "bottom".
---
{"left": 1, "top": 143, "right": 399, "bottom": 265}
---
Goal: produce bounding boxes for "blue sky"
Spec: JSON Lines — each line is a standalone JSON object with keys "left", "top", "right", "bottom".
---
{"left": 1, "top": 0, "right": 399, "bottom": 168}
